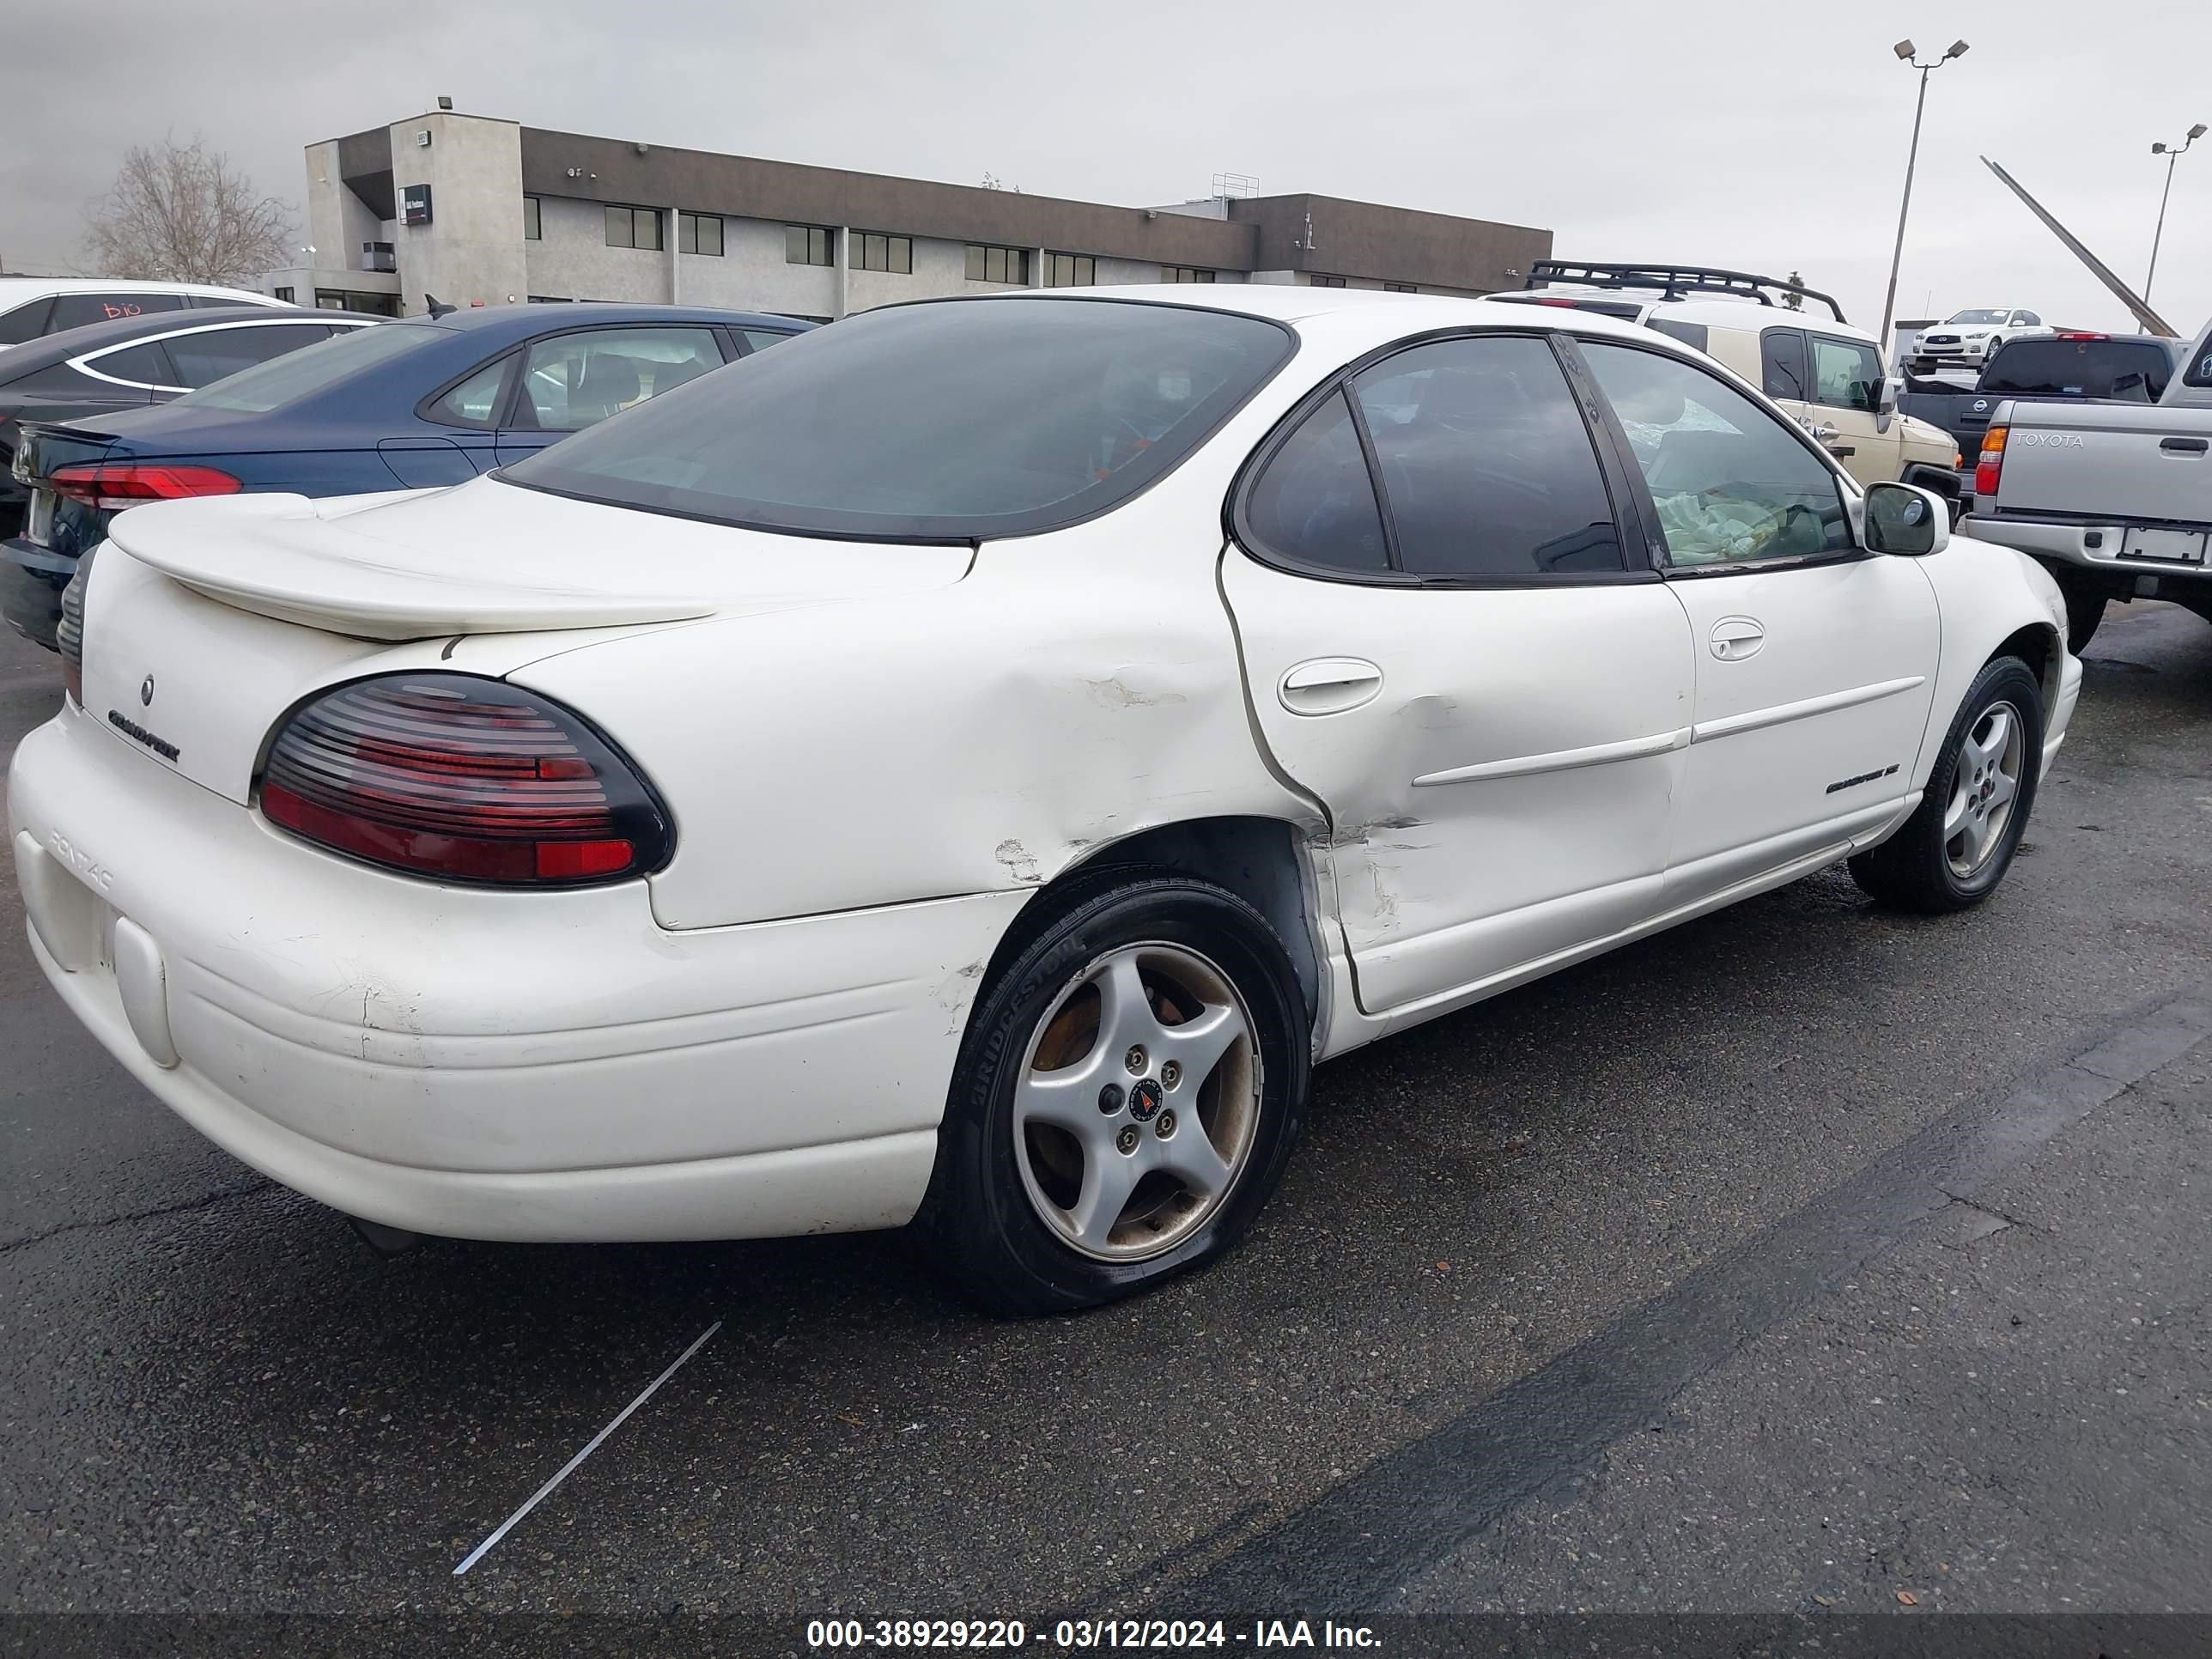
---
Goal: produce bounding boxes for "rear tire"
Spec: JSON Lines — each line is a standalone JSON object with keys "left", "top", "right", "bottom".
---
{"left": 919, "top": 872, "right": 1310, "bottom": 1316}
{"left": 1849, "top": 656, "right": 2043, "bottom": 914}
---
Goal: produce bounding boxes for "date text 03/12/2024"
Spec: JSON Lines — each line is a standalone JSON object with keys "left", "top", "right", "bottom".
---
{"left": 805, "top": 1620, "right": 1383, "bottom": 1649}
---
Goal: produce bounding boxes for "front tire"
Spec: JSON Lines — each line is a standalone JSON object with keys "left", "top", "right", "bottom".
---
{"left": 920, "top": 872, "right": 1310, "bottom": 1315}
{"left": 1849, "top": 656, "right": 2043, "bottom": 913}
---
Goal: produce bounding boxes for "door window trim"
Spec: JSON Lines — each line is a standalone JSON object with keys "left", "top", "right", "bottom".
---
{"left": 1556, "top": 331, "right": 1872, "bottom": 580}
{"left": 1226, "top": 325, "right": 1662, "bottom": 590}
{"left": 71, "top": 318, "right": 359, "bottom": 395}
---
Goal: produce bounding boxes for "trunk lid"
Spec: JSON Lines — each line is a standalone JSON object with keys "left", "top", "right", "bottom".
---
{"left": 1994, "top": 403, "right": 2212, "bottom": 526}
{"left": 78, "top": 474, "right": 973, "bottom": 804}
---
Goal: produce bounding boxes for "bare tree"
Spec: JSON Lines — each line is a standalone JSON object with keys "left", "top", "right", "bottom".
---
{"left": 82, "top": 137, "right": 294, "bottom": 286}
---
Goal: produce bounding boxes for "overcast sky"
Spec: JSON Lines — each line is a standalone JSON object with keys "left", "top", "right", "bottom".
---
{"left": 6, "top": 0, "right": 2210, "bottom": 340}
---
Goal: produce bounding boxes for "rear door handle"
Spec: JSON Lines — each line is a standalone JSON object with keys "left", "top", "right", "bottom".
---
{"left": 1710, "top": 617, "right": 1765, "bottom": 661}
{"left": 1279, "top": 657, "right": 1383, "bottom": 715}
{"left": 2160, "top": 436, "right": 2209, "bottom": 454}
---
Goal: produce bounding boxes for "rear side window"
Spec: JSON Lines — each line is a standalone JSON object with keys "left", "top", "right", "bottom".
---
{"left": 177, "top": 321, "right": 433, "bottom": 412}
{"left": 1348, "top": 335, "right": 1622, "bottom": 579}
{"left": 507, "top": 298, "right": 1293, "bottom": 540}
{"left": 165, "top": 323, "right": 332, "bottom": 389}
{"left": 0, "top": 296, "right": 54, "bottom": 344}
{"left": 433, "top": 356, "right": 513, "bottom": 426}
{"left": 49, "top": 292, "right": 187, "bottom": 331}
{"left": 1760, "top": 329, "right": 1809, "bottom": 400}
{"left": 87, "top": 342, "right": 173, "bottom": 386}
{"left": 1243, "top": 390, "right": 1389, "bottom": 574}
{"left": 1991, "top": 338, "right": 2177, "bottom": 399}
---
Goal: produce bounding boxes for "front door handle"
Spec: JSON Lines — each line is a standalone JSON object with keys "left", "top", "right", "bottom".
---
{"left": 1279, "top": 657, "right": 1383, "bottom": 715}
{"left": 1710, "top": 617, "right": 1765, "bottom": 662}
{"left": 1809, "top": 422, "right": 1842, "bottom": 442}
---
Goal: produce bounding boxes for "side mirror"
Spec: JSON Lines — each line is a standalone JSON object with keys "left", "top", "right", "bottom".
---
{"left": 1878, "top": 375, "right": 1902, "bottom": 415}
{"left": 1865, "top": 481, "right": 1950, "bottom": 556}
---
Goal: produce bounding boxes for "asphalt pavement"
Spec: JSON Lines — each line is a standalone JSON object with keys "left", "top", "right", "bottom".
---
{"left": 2, "top": 598, "right": 2208, "bottom": 1641}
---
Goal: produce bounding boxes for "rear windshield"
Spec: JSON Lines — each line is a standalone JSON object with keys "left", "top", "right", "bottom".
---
{"left": 2185, "top": 338, "right": 2212, "bottom": 388}
{"left": 503, "top": 298, "right": 1293, "bottom": 539}
{"left": 1983, "top": 338, "right": 2174, "bottom": 400}
{"left": 173, "top": 320, "right": 438, "bottom": 412}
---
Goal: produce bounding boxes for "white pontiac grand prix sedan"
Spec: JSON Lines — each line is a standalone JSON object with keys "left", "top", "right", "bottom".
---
{"left": 8, "top": 288, "right": 2081, "bottom": 1313}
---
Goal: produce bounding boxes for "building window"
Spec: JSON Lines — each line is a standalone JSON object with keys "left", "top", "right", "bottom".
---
{"left": 1384, "top": 282, "right": 1417, "bottom": 293}
{"left": 853, "top": 231, "right": 912, "bottom": 274}
{"left": 964, "top": 244, "right": 1030, "bottom": 284}
{"left": 523, "top": 196, "right": 542, "bottom": 241}
{"left": 678, "top": 211, "right": 724, "bottom": 258}
{"left": 1310, "top": 275, "right": 1347, "bottom": 288}
{"left": 1043, "top": 252, "right": 1096, "bottom": 288}
{"left": 527, "top": 295, "right": 576, "bottom": 303}
{"left": 605, "top": 204, "right": 663, "bottom": 251}
{"left": 786, "top": 225, "right": 835, "bottom": 267}
{"left": 272, "top": 286, "right": 295, "bottom": 303}
{"left": 1164, "top": 266, "right": 1216, "bottom": 283}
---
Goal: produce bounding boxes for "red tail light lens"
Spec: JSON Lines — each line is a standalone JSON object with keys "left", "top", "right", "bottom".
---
{"left": 258, "top": 673, "right": 671, "bottom": 887}
{"left": 50, "top": 462, "right": 242, "bottom": 511}
{"left": 2053, "top": 331, "right": 2107, "bottom": 342}
{"left": 1973, "top": 426, "right": 2007, "bottom": 500}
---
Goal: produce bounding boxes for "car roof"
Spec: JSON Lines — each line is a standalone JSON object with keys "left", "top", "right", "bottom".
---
{"left": 429, "top": 301, "right": 817, "bottom": 337}
{"left": 0, "top": 276, "right": 280, "bottom": 303}
{"left": 0, "top": 307, "right": 383, "bottom": 378}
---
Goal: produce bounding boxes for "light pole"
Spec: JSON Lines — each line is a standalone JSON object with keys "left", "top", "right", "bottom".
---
{"left": 2147, "top": 123, "right": 2207, "bottom": 305}
{"left": 1877, "top": 37, "right": 1970, "bottom": 370}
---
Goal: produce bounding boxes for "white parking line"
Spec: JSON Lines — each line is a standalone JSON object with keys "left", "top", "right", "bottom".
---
{"left": 453, "top": 1319, "right": 722, "bottom": 1577}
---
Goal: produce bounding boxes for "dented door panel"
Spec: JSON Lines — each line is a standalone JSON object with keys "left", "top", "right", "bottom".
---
{"left": 1219, "top": 551, "right": 1697, "bottom": 1014}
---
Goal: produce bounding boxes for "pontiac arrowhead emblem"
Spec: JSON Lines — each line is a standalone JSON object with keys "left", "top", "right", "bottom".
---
{"left": 140, "top": 675, "right": 155, "bottom": 707}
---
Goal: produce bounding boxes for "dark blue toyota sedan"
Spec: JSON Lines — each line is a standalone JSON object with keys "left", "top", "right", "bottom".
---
{"left": 3, "top": 301, "right": 810, "bottom": 648}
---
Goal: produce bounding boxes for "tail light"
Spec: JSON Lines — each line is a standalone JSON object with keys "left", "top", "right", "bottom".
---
{"left": 50, "top": 462, "right": 242, "bottom": 512}
{"left": 1973, "top": 426, "right": 2008, "bottom": 499}
{"left": 2054, "top": 332, "right": 2107, "bottom": 342}
{"left": 57, "top": 550, "right": 93, "bottom": 707}
{"left": 258, "top": 673, "right": 671, "bottom": 887}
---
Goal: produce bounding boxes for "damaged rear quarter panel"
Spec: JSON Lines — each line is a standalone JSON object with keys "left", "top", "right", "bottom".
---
{"left": 507, "top": 421, "right": 1332, "bottom": 935}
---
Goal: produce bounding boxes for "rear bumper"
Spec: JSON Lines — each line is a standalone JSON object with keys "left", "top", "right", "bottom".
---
{"left": 1, "top": 536, "right": 71, "bottom": 650}
{"left": 1963, "top": 514, "right": 2212, "bottom": 585}
{"left": 8, "top": 702, "right": 1026, "bottom": 1241}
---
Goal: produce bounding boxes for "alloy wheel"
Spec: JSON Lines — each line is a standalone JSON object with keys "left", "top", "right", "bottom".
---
{"left": 1945, "top": 697, "right": 2025, "bottom": 879}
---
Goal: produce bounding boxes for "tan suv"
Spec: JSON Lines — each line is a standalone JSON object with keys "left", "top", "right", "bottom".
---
{"left": 1491, "top": 264, "right": 1961, "bottom": 501}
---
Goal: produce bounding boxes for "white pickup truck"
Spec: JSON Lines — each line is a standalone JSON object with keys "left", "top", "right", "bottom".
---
{"left": 1966, "top": 318, "right": 2212, "bottom": 651}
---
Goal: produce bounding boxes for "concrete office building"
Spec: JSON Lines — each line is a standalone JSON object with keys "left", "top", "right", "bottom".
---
{"left": 262, "top": 108, "right": 1553, "bottom": 322}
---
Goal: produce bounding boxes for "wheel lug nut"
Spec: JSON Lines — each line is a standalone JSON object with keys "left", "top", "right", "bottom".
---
{"left": 1125, "top": 1045, "right": 1147, "bottom": 1075}
{"left": 1155, "top": 1109, "right": 1176, "bottom": 1139}
{"left": 1160, "top": 1060, "right": 1182, "bottom": 1090}
{"left": 1115, "top": 1125, "right": 1140, "bottom": 1156}
{"left": 1098, "top": 1083, "right": 1124, "bottom": 1115}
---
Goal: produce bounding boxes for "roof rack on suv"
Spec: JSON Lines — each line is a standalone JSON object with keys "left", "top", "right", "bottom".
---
{"left": 1524, "top": 262, "right": 1848, "bottom": 323}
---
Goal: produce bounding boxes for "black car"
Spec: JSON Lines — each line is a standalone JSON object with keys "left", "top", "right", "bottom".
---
{"left": 0, "top": 305, "right": 382, "bottom": 539}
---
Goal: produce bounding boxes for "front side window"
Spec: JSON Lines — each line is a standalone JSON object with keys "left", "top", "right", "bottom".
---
{"left": 163, "top": 323, "right": 333, "bottom": 389}
{"left": 1349, "top": 335, "right": 1622, "bottom": 579}
{"left": 1243, "top": 390, "right": 1389, "bottom": 574}
{"left": 514, "top": 325, "right": 725, "bottom": 432}
{"left": 1044, "top": 252, "right": 1096, "bottom": 288}
{"left": 1581, "top": 340, "right": 1848, "bottom": 568}
{"left": 966, "top": 244, "right": 1030, "bottom": 284}
{"left": 1760, "top": 328, "right": 1809, "bottom": 400}
{"left": 854, "top": 232, "right": 912, "bottom": 274}
{"left": 605, "top": 205, "right": 663, "bottom": 252}
{"left": 506, "top": 297, "right": 1291, "bottom": 540}
{"left": 678, "top": 212, "right": 724, "bottom": 257}
{"left": 173, "top": 320, "right": 442, "bottom": 412}
{"left": 787, "top": 225, "right": 835, "bottom": 267}
{"left": 1808, "top": 334, "right": 1883, "bottom": 412}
